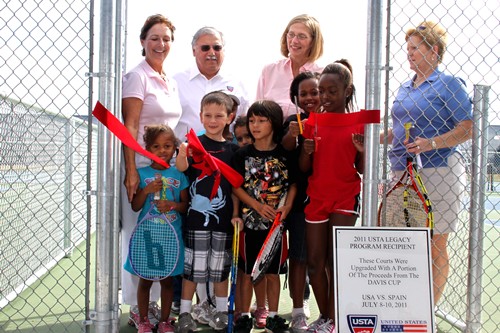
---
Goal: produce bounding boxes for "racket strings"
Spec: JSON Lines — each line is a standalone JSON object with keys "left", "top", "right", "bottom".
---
{"left": 130, "top": 215, "right": 180, "bottom": 280}
{"left": 251, "top": 224, "right": 283, "bottom": 283}
{"left": 382, "top": 186, "right": 429, "bottom": 228}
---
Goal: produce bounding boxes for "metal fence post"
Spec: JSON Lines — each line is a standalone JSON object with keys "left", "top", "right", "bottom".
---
{"left": 362, "top": 0, "right": 383, "bottom": 226}
{"left": 64, "top": 118, "right": 74, "bottom": 257}
{"left": 93, "top": 0, "right": 120, "bottom": 331}
{"left": 465, "top": 85, "right": 490, "bottom": 333}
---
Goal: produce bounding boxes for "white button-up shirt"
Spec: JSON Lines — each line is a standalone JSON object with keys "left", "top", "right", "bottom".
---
{"left": 173, "top": 65, "right": 251, "bottom": 138}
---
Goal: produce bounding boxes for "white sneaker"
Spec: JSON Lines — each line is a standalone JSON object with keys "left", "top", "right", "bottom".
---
{"left": 191, "top": 302, "right": 204, "bottom": 322}
{"left": 313, "top": 319, "right": 334, "bottom": 333}
{"left": 303, "top": 299, "right": 311, "bottom": 319}
{"left": 128, "top": 305, "right": 140, "bottom": 327}
{"left": 307, "top": 315, "right": 325, "bottom": 333}
{"left": 148, "top": 301, "right": 160, "bottom": 325}
{"left": 177, "top": 313, "right": 197, "bottom": 333}
{"left": 209, "top": 311, "right": 229, "bottom": 331}
{"left": 192, "top": 300, "right": 215, "bottom": 325}
{"left": 291, "top": 313, "right": 308, "bottom": 333}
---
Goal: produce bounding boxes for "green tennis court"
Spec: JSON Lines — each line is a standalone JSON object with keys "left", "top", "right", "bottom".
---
{"left": 1, "top": 222, "right": 499, "bottom": 333}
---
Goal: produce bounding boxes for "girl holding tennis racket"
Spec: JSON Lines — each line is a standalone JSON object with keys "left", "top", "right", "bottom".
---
{"left": 299, "top": 62, "right": 364, "bottom": 333}
{"left": 124, "top": 124, "right": 189, "bottom": 333}
{"left": 232, "top": 100, "right": 297, "bottom": 333}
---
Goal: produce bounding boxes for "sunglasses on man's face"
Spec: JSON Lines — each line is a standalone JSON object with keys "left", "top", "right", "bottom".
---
{"left": 200, "top": 44, "right": 223, "bottom": 52}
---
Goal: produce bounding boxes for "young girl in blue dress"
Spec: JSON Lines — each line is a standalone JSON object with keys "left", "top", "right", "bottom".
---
{"left": 125, "top": 124, "right": 189, "bottom": 333}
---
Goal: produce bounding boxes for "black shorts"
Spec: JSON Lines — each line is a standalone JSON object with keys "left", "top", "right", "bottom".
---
{"left": 238, "top": 228, "right": 288, "bottom": 275}
{"left": 285, "top": 211, "right": 307, "bottom": 262}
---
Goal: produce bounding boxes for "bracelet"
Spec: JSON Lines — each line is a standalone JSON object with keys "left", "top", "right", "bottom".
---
{"left": 430, "top": 139, "right": 437, "bottom": 150}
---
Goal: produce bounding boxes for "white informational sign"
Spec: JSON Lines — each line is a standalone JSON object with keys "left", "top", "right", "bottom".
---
{"left": 333, "top": 227, "right": 434, "bottom": 333}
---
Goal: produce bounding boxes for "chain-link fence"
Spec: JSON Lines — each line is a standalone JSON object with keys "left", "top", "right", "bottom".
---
{"left": 0, "top": 0, "right": 94, "bottom": 331}
{"left": 0, "top": 0, "right": 499, "bottom": 332}
{"left": 382, "top": 1, "right": 500, "bottom": 332}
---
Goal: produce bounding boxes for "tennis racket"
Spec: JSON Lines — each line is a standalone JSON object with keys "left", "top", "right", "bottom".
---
{"left": 378, "top": 157, "right": 432, "bottom": 229}
{"left": 379, "top": 122, "right": 433, "bottom": 231}
{"left": 227, "top": 222, "right": 240, "bottom": 333}
{"left": 129, "top": 184, "right": 181, "bottom": 281}
{"left": 251, "top": 212, "right": 284, "bottom": 284}
{"left": 408, "top": 157, "right": 434, "bottom": 233}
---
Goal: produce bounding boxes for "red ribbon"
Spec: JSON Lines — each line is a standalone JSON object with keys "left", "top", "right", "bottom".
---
{"left": 185, "top": 129, "right": 243, "bottom": 199}
{"left": 91, "top": 101, "right": 170, "bottom": 169}
{"left": 307, "top": 109, "right": 381, "bottom": 127}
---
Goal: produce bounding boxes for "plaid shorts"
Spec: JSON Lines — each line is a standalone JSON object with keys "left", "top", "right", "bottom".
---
{"left": 183, "top": 230, "right": 232, "bottom": 283}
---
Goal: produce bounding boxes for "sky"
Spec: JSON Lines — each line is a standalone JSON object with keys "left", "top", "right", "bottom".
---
{"left": 123, "top": 0, "right": 499, "bottom": 124}
{"left": 123, "top": 0, "right": 369, "bottom": 105}
{"left": 2, "top": 0, "right": 497, "bottom": 123}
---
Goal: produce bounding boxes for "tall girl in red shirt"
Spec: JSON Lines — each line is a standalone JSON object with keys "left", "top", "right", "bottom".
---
{"left": 299, "top": 62, "right": 364, "bottom": 333}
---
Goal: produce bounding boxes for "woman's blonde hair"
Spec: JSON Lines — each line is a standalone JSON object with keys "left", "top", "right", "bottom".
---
{"left": 405, "top": 21, "right": 447, "bottom": 63}
{"left": 280, "top": 14, "right": 324, "bottom": 62}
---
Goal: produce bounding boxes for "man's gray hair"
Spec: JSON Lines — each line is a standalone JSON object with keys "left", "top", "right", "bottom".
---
{"left": 191, "top": 26, "right": 224, "bottom": 47}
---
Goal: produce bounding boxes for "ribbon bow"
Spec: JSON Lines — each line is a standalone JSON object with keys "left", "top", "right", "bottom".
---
{"left": 185, "top": 129, "right": 243, "bottom": 199}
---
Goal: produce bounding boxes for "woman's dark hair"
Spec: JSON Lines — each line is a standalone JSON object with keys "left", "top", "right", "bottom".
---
{"left": 143, "top": 124, "right": 179, "bottom": 149}
{"left": 234, "top": 115, "right": 247, "bottom": 130}
{"left": 289, "top": 71, "right": 321, "bottom": 103}
{"left": 246, "top": 100, "right": 284, "bottom": 144}
{"left": 140, "top": 14, "right": 176, "bottom": 56}
{"left": 334, "top": 58, "right": 358, "bottom": 111}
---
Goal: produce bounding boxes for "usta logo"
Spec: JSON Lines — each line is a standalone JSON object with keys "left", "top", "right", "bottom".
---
{"left": 352, "top": 318, "right": 375, "bottom": 325}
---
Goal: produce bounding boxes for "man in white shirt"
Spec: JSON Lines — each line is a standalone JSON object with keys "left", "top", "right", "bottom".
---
{"left": 174, "top": 26, "right": 251, "bottom": 138}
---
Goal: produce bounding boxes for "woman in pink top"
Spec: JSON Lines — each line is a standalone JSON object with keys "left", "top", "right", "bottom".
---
{"left": 120, "top": 14, "right": 183, "bottom": 332}
{"left": 256, "top": 14, "right": 324, "bottom": 120}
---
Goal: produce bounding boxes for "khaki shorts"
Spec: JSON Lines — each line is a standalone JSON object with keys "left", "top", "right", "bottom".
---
{"left": 390, "top": 153, "right": 467, "bottom": 234}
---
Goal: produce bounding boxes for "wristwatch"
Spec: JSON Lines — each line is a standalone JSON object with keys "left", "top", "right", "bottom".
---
{"left": 430, "top": 139, "right": 437, "bottom": 150}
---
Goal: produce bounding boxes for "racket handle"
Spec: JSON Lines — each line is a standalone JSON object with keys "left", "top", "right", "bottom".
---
{"left": 154, "top": 173, "right": 161, "bottom": 200}
{"left": 294, "top": 96, "right": 303, "bottom": 135}
{"left": 404, "top": 122, "right": 413, "bottom": 141}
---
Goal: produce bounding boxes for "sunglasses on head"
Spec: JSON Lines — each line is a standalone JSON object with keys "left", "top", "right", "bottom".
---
{"left": 200, "top": 44, "right": 223, "bottom": 52}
